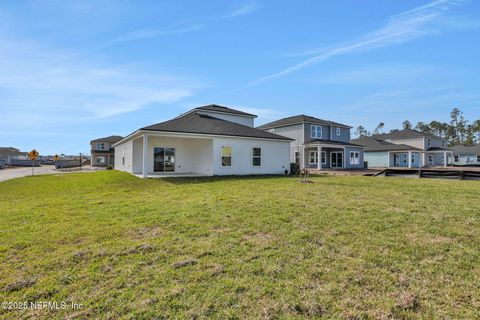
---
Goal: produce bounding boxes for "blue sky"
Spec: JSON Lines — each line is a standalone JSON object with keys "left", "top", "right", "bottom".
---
{"left": 0, "top": 0, "right": 479, "bottom": 154}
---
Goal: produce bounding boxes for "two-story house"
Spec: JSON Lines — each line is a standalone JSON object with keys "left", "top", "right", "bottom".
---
{"left": 257, "top": 115, "right": 365, "bottom": 170}
{"left": 353, "top": 129, "right": 453, "bottom": 168}
{"left": 113, "top": 105, "right": 292, "bottom": 177}
{"left": 90, "top": 135, "right": 123, "bottom": 167}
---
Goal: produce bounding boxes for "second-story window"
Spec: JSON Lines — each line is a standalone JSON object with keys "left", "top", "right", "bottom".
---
{"left": 336, "top": 127, "right": 341, "bottom": 136}
{"left": 310, "top": 125, "right": 322, "bottom": 139}
{"left": 96, "top": 142, "right": 105, "bottom": 150}
{"left": 428, "top": 139, "right": 431, "bottom": 147}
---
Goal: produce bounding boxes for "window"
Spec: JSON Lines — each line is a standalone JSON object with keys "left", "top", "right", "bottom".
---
{"left": 428, "top": 155, "right": 433, "bottom": 164}
{"left": 96, "top": 156, "right": 105, "bottom": 164}
{"left": 454, "top": 155, "right": 459, "bottom": 162}
{"left": 309, "top": 150, "right": 318, "bottom": 164}
{"left": 221, "top": 146, "right": 232, "bottom": 166}
{"left": 350, "top": 151, "right": 360, "bottom": 165}
{"left": 336, "top": 127, "right": 341, "bottom": 136}
{"left": 310, "top": 125, "right": 322, "bottom": 139}
{"left": 411, "top": 153, "right": 415, "bottom": 164}
{"left": 403, "top": 153, "right": 408, "bottom": 164}
{"left": 268, "top": 128, "right": 275, "bottom": 133}
{"left": 477, "top": 155, "right": 480, "bottom": 163}
{"left": 252, "top": 148, "right": 261, "bottom": 166}
{"left": 442, "top": 141, "right": 445, "bottom": 147}
{"left": 294, "top": 152, "right": 300, "bottom": 165}
{"left": 96, "top": 142, "right": 105, "bottom": 150}
{"left": 321, "top": 151, "right": 326, "bottom": 164}
{"left": 428, "top": 139, "right": 431, "bottom": 147}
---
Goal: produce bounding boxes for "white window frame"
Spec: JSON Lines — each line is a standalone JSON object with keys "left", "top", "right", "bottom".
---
{"left": 221, "top": 146, "right": 232, "bottom": 167}
{"left": 411, "top": 153, "right": 415, "bottom": 164}
{"left": 336, "top": 127, "right": 341, "bottom": 136}
{"left": 252, "top": 147, "right": 261, "bottom": 167}
{"left": 96, "top": 142, "right": 106, "bottom": 150}
{"left": 350, "top": 151, "right": 360, "bottom": 165}
{"left": 309, "top": 150, "right": 318, "bottom": 164}
{"left": 477, "top": 155, "right": 480, "bottom": 163}
{"left": 310, "top": 125, "right": 322, "bottom": 139}
{"left": 96, "top": 156, "right": 106, "bottom": 164}
{"left": 454, "top": 155, "right": 459, "bottom": 162}
{"left": 403, "top": 153, "right": 408, "bottom": 164}
{"left": 321, "top": 151, "right": 326, "bottom": 164}
{"left": 428, "top": 155, "right": 433, "bottom": 164}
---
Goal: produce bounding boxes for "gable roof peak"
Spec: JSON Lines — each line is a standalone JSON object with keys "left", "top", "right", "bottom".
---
{"left": 193, "top": 104, "right": 257, "bottom": 117}
{"left": 257, "top": 114, "right": 352, "bottom": 130}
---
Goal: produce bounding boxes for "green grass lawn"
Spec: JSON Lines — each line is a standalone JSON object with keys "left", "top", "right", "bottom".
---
{"left": 0, "top": 171, "right": 479, "bottom": 319}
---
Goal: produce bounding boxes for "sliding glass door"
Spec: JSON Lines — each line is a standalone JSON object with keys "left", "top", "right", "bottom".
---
{"left": 153, "top": 147, "right": 175, "bottom": 172}
{"left": 331, "top": 152, "right": 343, "bottom": 168}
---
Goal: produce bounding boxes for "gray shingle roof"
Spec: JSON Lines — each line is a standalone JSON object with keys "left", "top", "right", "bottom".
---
{"left": 194, "top": 104, "right": 256, "bottom": 117}
{"left": 372, "top": 129, "right": 442, "bottom": 140}
{"left": 141, "top": 112, "right": 293, "bottom": 141}
{"left": 306, "top": 139, "right": 364, "bottom": 147}
{"left": 427, "top": 147, "right": 452, "bottom": 151}
{"left": 450, "top": 144, "right": 480, "bottom": 154}
{"left": 352, "top": 136, "right": 422, "bottom": 152}
{"left": 90, "top": 135, "right": 124, "bottom": 144}
{"left": 0, "top": 147, "right": 27, "bottom": 157}
{"left": 256, "top": 115, "right": 352, "bottom": 130}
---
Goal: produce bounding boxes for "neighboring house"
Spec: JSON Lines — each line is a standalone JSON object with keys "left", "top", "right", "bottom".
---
{"left": 113, "top": 104, "right": 293, "bottom": 177}
{"left": 0, "top": 147, "right": 28, "bottom": 165}
{"left": 256, "top": 115, "right": 364, "bottom": 170}
{"left": 90, "top": 135, "right": 123, "bottom": 167}
{"left": 450, "top": 144, "right": 480, "bottom": 166}
{"left": 352, "top": 136, "right": 423, "bottom": 168}
{"left": 370, "top": 129, "right": 453, "bottom": 167}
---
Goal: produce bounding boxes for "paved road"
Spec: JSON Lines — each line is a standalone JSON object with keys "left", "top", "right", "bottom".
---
{"left": 0, "top": 165, "right": 98, "bottom": 182}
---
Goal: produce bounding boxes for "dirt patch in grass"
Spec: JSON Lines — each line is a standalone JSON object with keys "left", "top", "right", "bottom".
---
{"left": 125, "top": 226, "right": 164, "bottom": 240}
{"left": 4, "top": 278, "right": 36, "bottom": 292}
{"left": 173, "top": 259, "right": 198, "bottom": 268}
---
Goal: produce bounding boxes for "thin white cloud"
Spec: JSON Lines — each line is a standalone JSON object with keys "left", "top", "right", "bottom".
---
{"left": 221, "top": 3, "right": 260, "bottom": 19}
{"left": 0, "top": 33, "right": 204, "bottom": 133}
{"left": 107, "top": 25, "right": 202, "bottom": 44}
{"left": 246, "top": 0, "right": 465, "bottom": 87}
{"left": 310, "top": 64, "right": 440, "bottom": 85}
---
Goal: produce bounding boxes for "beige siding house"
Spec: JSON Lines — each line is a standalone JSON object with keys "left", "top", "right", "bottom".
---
{"left": 90, "top": 135, "right": 123, "bottom": 167}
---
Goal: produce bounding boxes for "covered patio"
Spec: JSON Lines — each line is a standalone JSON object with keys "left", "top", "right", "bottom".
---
{"left": 424, "top": 148, "right": 454, "bottom": 167}
{"left": 300, "top": 140, "right": 364, "bottom": 170}
{"left": 131, "top": 133, "right": 214, "bottom": 178}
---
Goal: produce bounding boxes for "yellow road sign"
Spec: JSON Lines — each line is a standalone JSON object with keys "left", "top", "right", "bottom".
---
{"left": 28, "top": 149, "right": 39, "bottom": 161}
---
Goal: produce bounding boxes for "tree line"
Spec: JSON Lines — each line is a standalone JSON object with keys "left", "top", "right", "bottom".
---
{"left": 355, "top": 108, "right": 480, "bottom": 146}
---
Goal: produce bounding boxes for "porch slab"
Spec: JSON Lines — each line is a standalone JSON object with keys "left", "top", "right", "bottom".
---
{"left": 135, "top": 172, "right": 211, "bottom": 178}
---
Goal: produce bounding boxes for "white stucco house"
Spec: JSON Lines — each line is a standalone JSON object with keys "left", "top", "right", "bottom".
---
{"left": 113, "top": 105, "right": 293, "bottom": 177}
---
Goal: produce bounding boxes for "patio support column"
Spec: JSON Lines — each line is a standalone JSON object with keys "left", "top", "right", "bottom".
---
{"left": 343, "top": 147, "right": 346, "bottom": 168}
{"left": 408, "top": 151, "right": 412, "bottom": 168}
{"left": 142, "top": 134, "right": 148, "bottom": 178}
{"left": 444, "top": 151, "right": 447, "bottom": 166}
{"left": 317, "top": 146, "right": 321, "bottom": 170}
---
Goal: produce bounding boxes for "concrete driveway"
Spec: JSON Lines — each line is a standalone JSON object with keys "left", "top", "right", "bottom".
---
{"left": 0, "top": 165, "right": 99, "bottom": 182}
